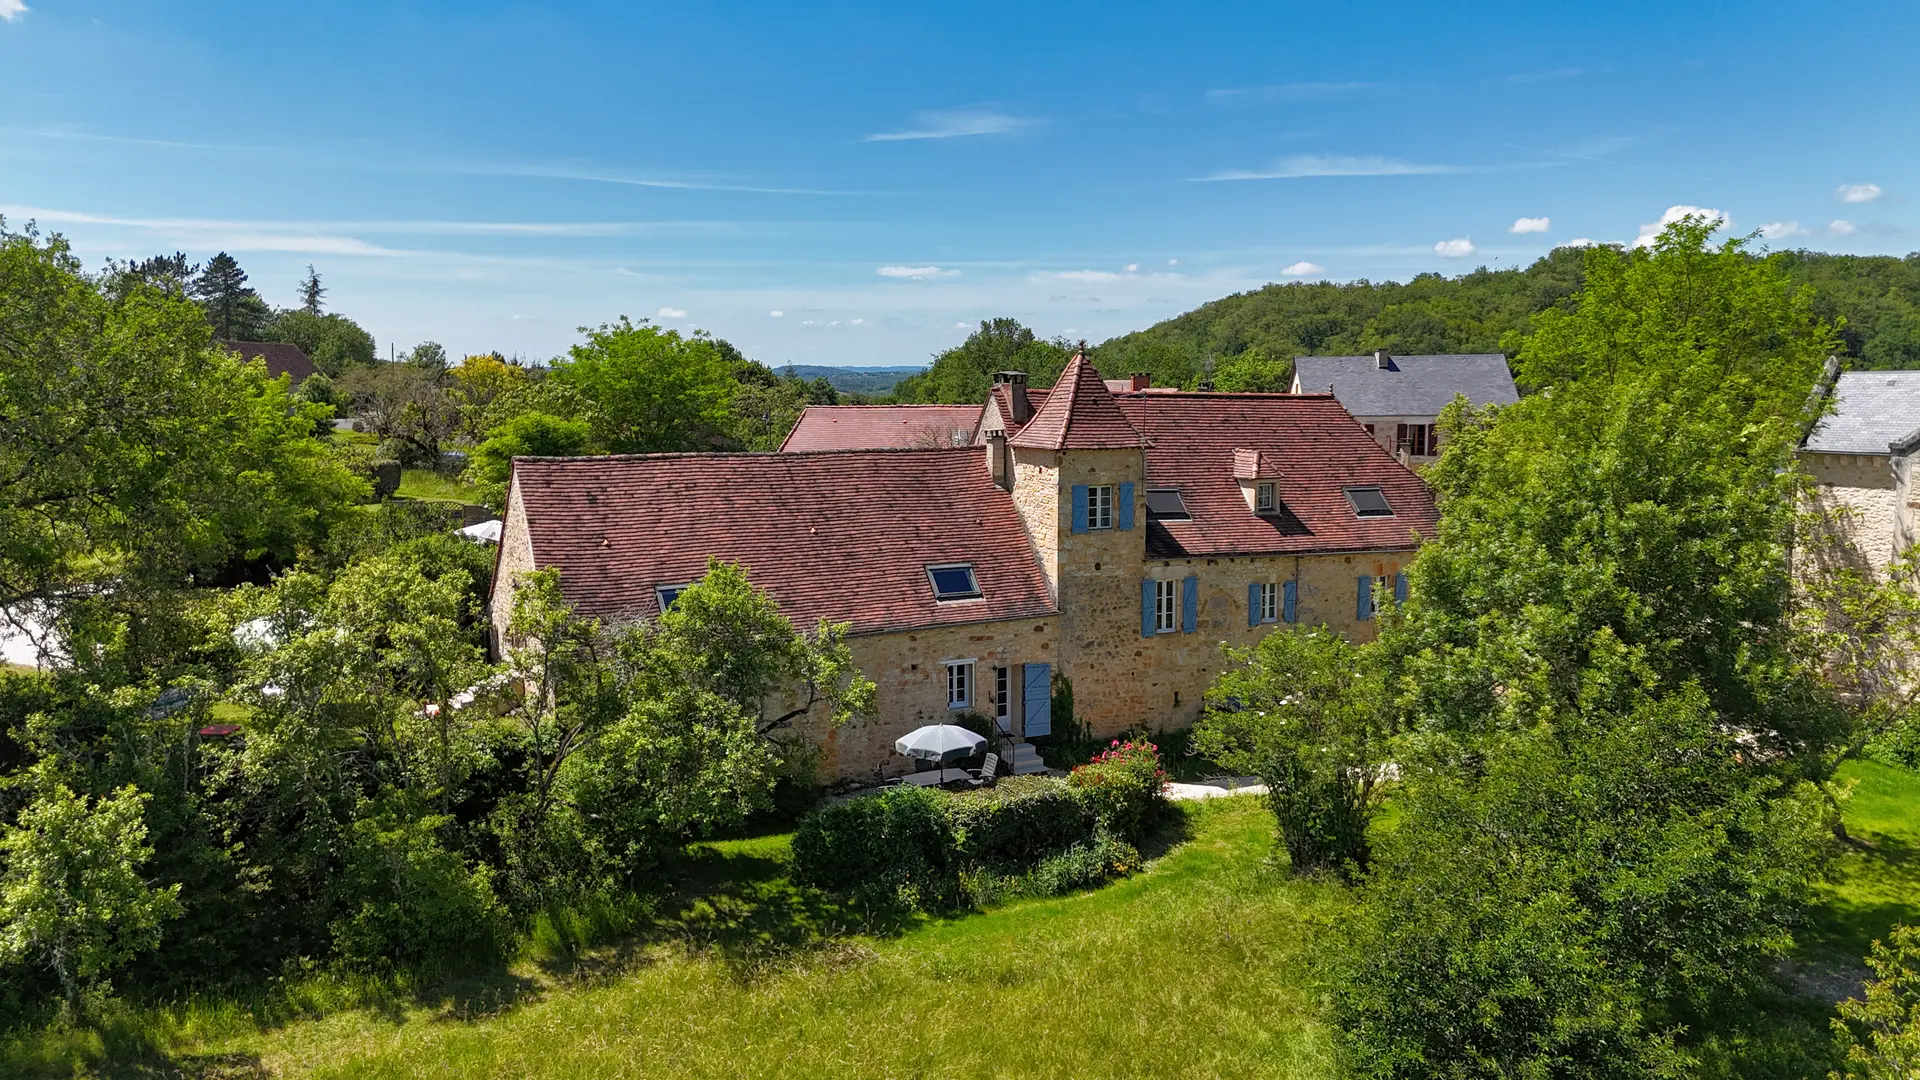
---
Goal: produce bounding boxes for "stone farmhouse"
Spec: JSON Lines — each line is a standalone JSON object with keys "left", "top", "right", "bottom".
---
{"left": 490, "top": 355, "right": 1438, "bottom": 784}
{"left": 1290, "top": 351, "right": 1518, "bottom": 464}
{"left": 1801, "top": 368, "right": 1920, "bottom": 573}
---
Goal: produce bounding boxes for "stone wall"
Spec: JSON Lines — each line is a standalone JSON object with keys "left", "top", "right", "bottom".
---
{"left": 1354, "top": 413, "right": 1441, "bottom": 463}
{"left": 487, "top": 481, "right": 537, "bottom": 654}
{"left": 1801, "top": 450, "right": 1911, "bottom": 573}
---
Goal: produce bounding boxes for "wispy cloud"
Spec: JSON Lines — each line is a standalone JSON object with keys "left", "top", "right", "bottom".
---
{"left": 1206, "top": 82, "right": 1377, "bottom": 104}
{"left": 862, "top": 109, "right": 1033, "bottom": 142}
{"left": 0, "top": 206, "right": 408, "bottom": 256}
{"left": 1506, "top": 67, "right": 1582, "bottom": 84}
{"left": 0, "top": 1, "right": 28, "bottom": 24}
{"left": 1830, "top": 219, "right": 1857, "bottom": 236}
{"left": 876, "top": 265, "right": 959, "bottom": 279}
{"left": 1196, "top": 153, "right": 1466, "bottom": 181}
{"left": 1759, "top": 221, "right": 1807, "bottom": 240}
{"left": 657, "top": 306, "right": 687, "bottom": 318}
{"left": 1, "top": 205, "right": 737, "bottom": 243}
{"left": 1633, "top": 205, "right": 1727, "bottom": 248}
{"left": 1434, "top": 238, "right": 1476, "bottom": 258}
{"left": 1836, "top": 183, "right": 1882, "bottom": 204}
{"left": 1281, "top": 261, "right": 1325, "bottom": 276}
{"left": 478, "top": 162, "right": 869, "bottom": 196}
{"left": 1038, "top": 269, "right": 1122, "bottom": 282}
{"left": 769, "top": 310, "right": 784, "bottom": 318}
{"left": 1509, "top": 216, "right": 1551, "bottom": 234}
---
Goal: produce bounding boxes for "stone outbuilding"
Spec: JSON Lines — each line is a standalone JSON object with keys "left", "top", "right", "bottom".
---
{"left": 1801, "top": 369, "right": 1920, "bottom": 574}
{"left": 1290, "top": 351, "right": 1518, "bottom": 463}
{"left": 492, "top": 355, "right": 1438, "bottom": 784}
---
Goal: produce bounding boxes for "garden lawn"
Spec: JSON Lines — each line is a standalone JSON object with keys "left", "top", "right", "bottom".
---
{"left": 25, "top": 798, "right": 1341, "bottom": 1080}
{"left": 395, "top": 469, "right": 484, "bottom": 504}
{"left": 1804, "top": 758, "right": 1920, "bottom": 966}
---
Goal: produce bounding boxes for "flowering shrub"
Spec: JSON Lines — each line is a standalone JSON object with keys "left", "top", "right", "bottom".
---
{"left": 1066, "top": 739, "right": 1168, "bottom": 843}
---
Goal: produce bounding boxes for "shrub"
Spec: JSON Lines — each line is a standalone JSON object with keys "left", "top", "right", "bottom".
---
{"left": 328, "top": 810, "right": 512, "bottom": 974}
{"left": 946, "top": 776, "right": 1092, "bottom": 869}
{"left": 790, "top": 786, "right": 959, "bottom": 913}
{"left": 1067, "top": 738, "right": 1168, "bottom": 843}
{"left": 1028, "top": 834, "right": 1143, "bottom": 896}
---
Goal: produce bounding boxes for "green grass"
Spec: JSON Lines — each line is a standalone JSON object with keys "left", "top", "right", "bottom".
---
{"left": 394, "top": 469, "right": 484, "bottom": 505}
{"left": 8, "top": 799, "right": 1343, "bottom": 1079}
{"left": 1805, "top": 758, "right": 1920, "bottom": 965}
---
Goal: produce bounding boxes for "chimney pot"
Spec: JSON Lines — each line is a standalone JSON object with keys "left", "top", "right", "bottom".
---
{"left": 1375, "top": 349, "right": 1391, "bottom": 370}
{"left": 1129, "top": 372, "right": 1151, "bottom": 392}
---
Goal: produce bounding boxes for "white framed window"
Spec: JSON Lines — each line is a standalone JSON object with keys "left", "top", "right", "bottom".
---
{"left": 993, "top": 665, "right": 1011, "bottom": 724}
{"left": 1088, "top": 484, "right": 1115, "bottom": 530}
{"left": 944, "top": 659, "right": 975, "bottom": 709}
{"left": 1154, "top": 579, "right": 1178, "bottom": 634}
{"left": 656, "top": 584, "right": 691, "bottom": 612}
{"left": 1258, "top": 582, "right": 1278, "bottom": 623}
{"left": 1255, "top": 482, "right": 1275, "bottom": 512}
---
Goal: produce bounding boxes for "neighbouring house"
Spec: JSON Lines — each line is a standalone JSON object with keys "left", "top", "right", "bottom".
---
{"left": 1290, "top": 351, "right": 1518, "bottom": 463}
{"left": 780, "top": 404, "right": 983, "bottom": 451}
{"left": 219, "top": 339, "right": 317, "bottom": 386}
{"left": 1801, "top": 368, "right": 1920, "bottom": 574}
{"left": 492, "top": 355, "right": 1437, "bottom": 784}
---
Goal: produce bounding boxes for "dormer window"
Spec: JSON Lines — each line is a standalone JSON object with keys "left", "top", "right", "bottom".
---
{"left": 656, "top": 584, "right": 691, "bottom": 611}
{"left": 926, "top": 563, "right": 982, "bottom": 601}
{"left": 1145, "top": 488, "right": 1190, "bottom": 521}
{"left": 1344, "top": 486, "right": 1395, "bottom": 518}
{"left": 1255, "top": 482, "right": 1275, "bottom": 513}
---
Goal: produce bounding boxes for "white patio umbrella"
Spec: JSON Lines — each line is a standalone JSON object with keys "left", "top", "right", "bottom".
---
{"left": 894, "top": 724, "right": 986, "bottom": 765}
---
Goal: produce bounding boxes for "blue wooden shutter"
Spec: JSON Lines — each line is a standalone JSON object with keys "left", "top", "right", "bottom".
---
{"left": 1394, "top": 572, "right": 1408, "bottom": 604}
{"left": 1357, "top": 575, "right": 1373, "bottom": 621}
{"left": 1182, "top": 575, "right": 1199, "bottom": 633}
{"left": 1117, "top": 482, "right": 1135, "bottom": 531}
{"left": 1248, "top": 583, "right": 1261, "bottom": 627}
{"left": 1071, "top": 484, "right": 1089, "bottom": 534}
{"left": 1283, "top": 580, "right": 1297, "bottom": 623}
{"left": 1022, "top": 663, "right": 1052, "bottom": 738}
{"left": 1141, "top": 579, "right": 1156, "bottom": 637}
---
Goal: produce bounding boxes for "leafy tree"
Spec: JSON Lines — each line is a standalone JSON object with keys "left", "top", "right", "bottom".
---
{"left": 1210, "top": 347, "right": 1291, "bottom": 392}
{"left": 464, "top": 412, "right": 592, "bottom": 507}
{"left": 448, "top": 352, "right": 530, "bottom": 439}
{"left": 298, "top": 264, "right": 326, "bottom": 315}
{"left": 551, "top": 317, "right": 735, "bottom": 453}
{"left": 0, "top": 779, "right": 183, "bottom": 1010}
{"left": 1794, "top": 548, "right": 1920, "bottom": 773}
{"left": 405, "top": 340, "right": 449, "bottom": 375}
{"left": 1832, "top": 924, "right": 1920, "bottom": 1078}
{"left": 338, "top": 362, "right": 461, "bottom": 465}
{"left": 105, "top": 252, "right": 198, "bottom": 299}
{"left": 0, "top": 225, "right": 367, "bottom": 612}
{"left": 1197, "top": 626, "right": 1388, "bottom": 875}
{"left": 190, "top": 251, "right": 271, "bottom": 339}
{"left": 892, "top": 318, "right": 1074, "bottom": 403}
{"left": 266, "top": 309, "right": 377, "bottom": 376}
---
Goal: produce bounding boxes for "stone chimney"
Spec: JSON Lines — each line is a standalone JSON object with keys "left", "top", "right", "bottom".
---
{"left": 985, "top": 430, "right": 1011, "bottom": 491}
{"left": 1374, "top": 349, "right": 1392, "bottom": 370}
{"left": 1129, "top": 372, "right": 1151, "bottom": 392}
{"left": 992, "top": 370, "right": 1033, "bottom": 424}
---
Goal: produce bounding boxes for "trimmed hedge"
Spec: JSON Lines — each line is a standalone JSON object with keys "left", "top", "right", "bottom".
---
{"left": 789, "top": 785, "right": 959, "bottom": 912}
{"left": 946, "top": 776, "right": 1094, "bottom": 869}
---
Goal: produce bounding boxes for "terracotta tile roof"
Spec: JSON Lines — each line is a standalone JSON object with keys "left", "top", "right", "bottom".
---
{"left": 1008, "top": 355, "right": 1146, "bottom": 451}
{"left": 984, "top": 384, "right": 1051, "bottom": 436}
{"left": 1117, "top": 393, "right": 1437, "bottom": 558}
{"left": 778, "top": 405, "right": 983, "bottom": 452}
{"left": 220, "top": 340, "right": 316, "bottom": 384}
{"left": 509, "top": 448, "right": 1057, "bottom": 635}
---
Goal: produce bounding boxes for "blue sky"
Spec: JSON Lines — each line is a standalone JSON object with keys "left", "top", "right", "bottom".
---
{"left": 3, "top": 1, "right": 1916, "bottom": 367}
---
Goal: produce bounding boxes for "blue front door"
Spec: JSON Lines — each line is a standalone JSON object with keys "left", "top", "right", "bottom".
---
{"left": 1022, "top": 662, "right": 1052, "bottom": 738}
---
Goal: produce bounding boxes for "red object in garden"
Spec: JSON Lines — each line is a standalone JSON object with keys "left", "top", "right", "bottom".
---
{"left": 198, "top": 723, "right": 241, "bottom": 738}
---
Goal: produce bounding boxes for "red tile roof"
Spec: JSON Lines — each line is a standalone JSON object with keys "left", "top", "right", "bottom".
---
{"left": 1009, "top": 355, "right": 1146, "bottom": 451}
{"left": 984, "top": 384, "right": 1051, "bottom": 436}
{"left": 779, "top": 405, "right": 982, "bottom": 452}
{"left": 220, "top": 340, "right": 316, "bottom": 384}
{"left": 509, "top": 448, "right": 1057, "bottom": 635}
{"left": 1117, "top": 393, "right": 1437, "bottom": 558}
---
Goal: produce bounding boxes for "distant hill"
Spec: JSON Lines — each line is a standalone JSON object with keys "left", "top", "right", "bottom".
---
{"left": 779, "top": 365, "right": 926, "bottom": 396}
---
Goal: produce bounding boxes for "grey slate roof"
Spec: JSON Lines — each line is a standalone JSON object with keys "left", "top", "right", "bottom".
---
{"left": 1803, "top": 370, "right": 1920, "bottom": 455}
{"left": 1292, "top": 353, "right": 1518, "bottom": 418}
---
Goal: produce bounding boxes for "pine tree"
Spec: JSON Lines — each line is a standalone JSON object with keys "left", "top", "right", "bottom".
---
{"left": 299, "top": 264, "right": 326, "bottom": 315}
{"left": 190, "top": 252, "right": 269, "bottom": 338}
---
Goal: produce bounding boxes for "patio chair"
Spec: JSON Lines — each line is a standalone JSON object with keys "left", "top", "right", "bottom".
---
{"left": 946, "top": 752, "right": 1000, "bottom": 790}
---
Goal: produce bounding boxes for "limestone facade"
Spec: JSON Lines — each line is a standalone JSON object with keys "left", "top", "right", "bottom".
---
{"left": 1802, "top": 449, "right": 1919, "bottom": 574}
{"left": 487, "top": 483, "right": 537, "bottom": 653}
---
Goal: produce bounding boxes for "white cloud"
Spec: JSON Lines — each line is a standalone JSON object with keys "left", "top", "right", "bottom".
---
{"left": 862, "top": 109, "right": 1032, "bottom": 142}
{"left": 1632, "top": 205, "right": 1727, "bottom": 248}
{"left": 850, "top": 318, "right": 866, "bottom": 325}
{"left": 1281, "top": 261, "right": 1325, "bottom": 277}
{"left": 954, "top": 322, "right": 970, "bottom": 329}
{"left": 876, "top": 265, "right": 958, "bottom": 279}
{"left": 1559, "top": 238, "right": 1598, "bottom": 248}
{"left": 1830, "top": 219, "right": 1857, "bottom": 236}
{"left": 769, "top": 310, "right": 784, "bottom": 318}
{"left": 1509, "top": 216, "right": 1551, "bottom": 234}
{"left": 1434, "top": 237, "right": 1476, "bottom": 258}
{"left": 1042, "top": 269, "right": 1122, "bottom": 282}
{"left": 1759, "top": 221, "right": 1807, "bottom": 240}
{"left": 657, "top": 306, "right": 686, "bottom": 318}
{"left": 1125, "top": 263, "right": 1139, "bottom": 272}
{"left": 1167, "top": 258, "right": 1179, "bottom": 266}
{"left": 1836, "top": 183, "right": 1882, "bottom": 204}
{"left": 0, "top": 1, "right": 26, "bottom": 23}
{"left": 1199, "top": 153, "right": 1462, "bottom": 181}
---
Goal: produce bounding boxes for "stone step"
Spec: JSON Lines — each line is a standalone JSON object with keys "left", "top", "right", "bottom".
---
{"left": 1006, "top": 741, "right": 1050, "bottom": 775}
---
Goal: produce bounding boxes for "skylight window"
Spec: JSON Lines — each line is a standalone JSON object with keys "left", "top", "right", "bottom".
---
{"left": 1344, "top": 486, "right": 1395, "bottom": 518}
{"left": 656, "top": 584, "right": 691, "bottom": 611}
{"left": 927, "top": 564, "right": 982, "bottom": 601}
{"left": 1145, "top": 488, "right": 1190, "bottom": 520}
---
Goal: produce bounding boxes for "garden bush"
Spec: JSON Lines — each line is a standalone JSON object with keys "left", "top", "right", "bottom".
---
{"left": 946, "top": 776, "right": 1092, "bottom": 869}
{"left": 1067, "top": 738, "right": 1169, "bottom": 843}
{"left": 789, "top": 785, "right": 959, "bottom": 912}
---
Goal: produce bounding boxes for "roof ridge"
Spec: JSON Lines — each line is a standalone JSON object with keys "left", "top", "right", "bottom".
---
{"left": 1008, "top": 354, "right": 1145, "bottom": 451}
{"left": 515, "top": 444, "right": 987, "bottom": 463}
